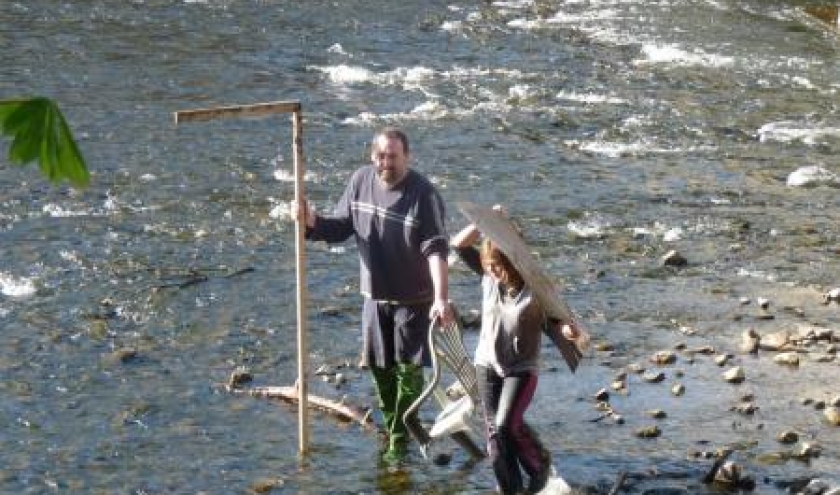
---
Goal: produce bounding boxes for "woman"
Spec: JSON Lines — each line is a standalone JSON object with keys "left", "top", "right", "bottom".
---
{"left": 451, "top": 209, "right": 581, "bottom": 494}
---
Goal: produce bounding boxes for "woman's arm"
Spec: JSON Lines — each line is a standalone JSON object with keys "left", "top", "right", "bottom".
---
{"left": 450, "top": 222, "right": 480, "bottom": 249}
{"left": 450, "top": 223, "right": 484, "bottom": 275}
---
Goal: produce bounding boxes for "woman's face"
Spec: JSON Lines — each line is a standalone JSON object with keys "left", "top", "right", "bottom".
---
{"left": 485, "top": 255, "right": 510, "bottom": 285}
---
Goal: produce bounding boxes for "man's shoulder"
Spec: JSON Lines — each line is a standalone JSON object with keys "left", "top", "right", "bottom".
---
{"left": 345, "top": 166, "right": 375, "bottom": 192}
{"left": 405, "top": 168, "right": 438, "bottom": 193}
{"left": 350, "top": 165, "right": 374, "bottom": 181}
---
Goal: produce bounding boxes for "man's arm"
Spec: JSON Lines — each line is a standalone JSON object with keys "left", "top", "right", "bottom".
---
{"left": 427, "top": 253, "right": 454, "bottom": 326}
{"left": 291, "top": 198, "right": 316, "bottom": 228}
{"left": 290, "top": 196, "right": 354, "bottom": 243}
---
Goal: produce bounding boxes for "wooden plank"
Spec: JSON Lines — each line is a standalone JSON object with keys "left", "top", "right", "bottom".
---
{"left": 456, "top": 201, "right": 585, "bottom": 372}
{"left": 173, "top": 100, "right": 301, "bottom": 123}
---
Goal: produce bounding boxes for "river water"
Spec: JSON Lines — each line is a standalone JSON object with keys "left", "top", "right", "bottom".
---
{"left": 1, "top": 0, "right": 839, "bottom": 493}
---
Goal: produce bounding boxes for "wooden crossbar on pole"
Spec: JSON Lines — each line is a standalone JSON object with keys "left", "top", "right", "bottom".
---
{"left": 174, "top": 101, "right": 301, "bottom": 123}
{"left": 173, "top": 100, "right": 310, "bottom": 456}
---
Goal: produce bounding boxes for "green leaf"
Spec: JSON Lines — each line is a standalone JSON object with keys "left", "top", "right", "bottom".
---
{"left": 0, "top": 97, "right": 90, "bottom": 187}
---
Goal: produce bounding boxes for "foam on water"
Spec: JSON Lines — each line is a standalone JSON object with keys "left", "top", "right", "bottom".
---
{"left": 0, "top": 272, "right": 37, "bottom": 297}
{"left": 758, "top": 121, "right": 840, "bottom": 144}
{"left": 556, "top": 91, "right": 627, "bottom": 105}
{"left": 635, "top": 44, "right": 735, "bottom": 67}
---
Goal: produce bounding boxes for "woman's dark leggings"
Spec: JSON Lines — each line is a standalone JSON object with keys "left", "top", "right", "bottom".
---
{"left": 476, "top": 365, "right": 546, "bottom": 495}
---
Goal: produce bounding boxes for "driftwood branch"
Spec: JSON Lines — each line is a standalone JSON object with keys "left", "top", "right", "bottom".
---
{"left": 230, "top": 385, "right": 374, "bottom": 428}
{"left": 151, "top": 267, "right": 255, "bottom": 291}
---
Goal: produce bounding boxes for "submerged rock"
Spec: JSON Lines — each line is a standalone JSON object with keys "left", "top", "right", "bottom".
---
{"left": 776, "top": 430, "right": 799, "bottom": 444}
{"left": 761, "top": 331, "right": 791, "bottom": 351}
{"left": 648, "top": 409, "right": 667, "bottom": 419}
{"left": 723, "top": 366, "right": 746, "bottom": 384}
{"left": 635, "top": 425, "right": 661, "bottom": 438}
{"left": 228, "top": 366, "right": 253, "bottom": 388}
{"left": 741, "top": 329, "right": 760, "bottom": 354}
{"left": 795, "top": 442, "right": 822, "bottom": 460}
{"left": 661, "top": 249, "right": 688, "bottom": 267}
{"left": 824, "top": 406, "right": 840, "bottom": 426}
{"left": 823, "top": 288, "right": 840, "bottom": 305}
{"left": 643, "top": 371, "right": 666, "bottom": 383}
{"left": 773, "top": 352, "right": 800, "bottom": 366}
{"left": 651, "top": 350, "right": 677, "bottom": 365}
{"left": 716, "top": 353, "right": 735, "bottom": 366}
{"left": 714, "top": 460, "right": 741, "bottom": 485}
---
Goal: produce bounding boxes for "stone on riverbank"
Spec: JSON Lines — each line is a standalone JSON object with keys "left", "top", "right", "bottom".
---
{"left": 824, "top": 406, "right": 840, "bottom": 426}
{"left": 723, "top": 366, "right": 745, "bottom": 384}
{"left": 635, "top": 425, "right": 661, "bottom": 438}
{"left": 773, "top": 352, "right": 800, "bottom": 366}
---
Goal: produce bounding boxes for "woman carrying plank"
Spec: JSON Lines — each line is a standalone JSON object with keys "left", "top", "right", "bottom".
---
{"left": 450, "top": 207, "right": 582, "bottom": 494}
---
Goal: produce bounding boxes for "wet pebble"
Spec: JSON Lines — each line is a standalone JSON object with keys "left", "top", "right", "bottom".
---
{"left": 715, "top": 353, "right": 734, "bottom": 366}
{"left": 731, "top": 402, "right": 759, "bottom": 415}
{"left": 661, "top": 249, "right": 687, "bottom": 267}
{"left": 823, "top": 287, "right": 840, "bottom": 304}
{"left": 761, "top": 331, "right": 791, "bottom": 351}
{"left": 635, "top": 425, "right": 661, "bottom": 438}
{"left": 643, "top": 371, "right": 666, "bottom": 383}
{"left": 723, "top": 366, "right": 745, "bottom": 384}
{"left": 740, "top": 329, "right": 760, "bottom": 354}
{"left": 795, "top": 442, "right": 822, "bottom": 460}
{"left": 315, "top": 364, "right": 335, "bottom": 376}
{"left": 801, "top": 479, "right": 830, "bottom": 495}
{"left": 593, "top": 388, "right": 610, "bottom": 402}
{"left": 250, "top": 477, "right": 284, "bottom": 493}
{"left": 627, "top": 362, "right": 646, "bottom": 374}
{"left": 110, "top": 347, "right": 139, "bottom": 364}
{"left": 824, "top": 406, "right": 840, "bottom": 426}
{"left": 773, "top": 352, "right": 800, "bottom": 366}
{"left": 776, "top": 430, "right": 799, "bottom": 444}
{"left": 594, "top": 341, "right": 614, "bottom": 352}
{"left": 227, "top": 366, "right": 253, "bottom": 388}
{"left": 714, "top": 460, "right": 741, "bottom": 485}
{"left": 650, "top": 350, "right": 677, "bottom": 365}
{"left": 810, "top": 353, "right": 835, "bottom": 363}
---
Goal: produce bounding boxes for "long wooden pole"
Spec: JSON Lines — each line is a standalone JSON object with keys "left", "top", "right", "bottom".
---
{"left": 292, "top": 109, "right": 309, "bottom": 455}
{"left": 173, "top": 100, "right": 310, "bottom": 456}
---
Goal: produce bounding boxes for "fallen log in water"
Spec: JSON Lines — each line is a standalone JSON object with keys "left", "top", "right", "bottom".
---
{"left": 228, "top": 384, "right": 375, "bottom": 428}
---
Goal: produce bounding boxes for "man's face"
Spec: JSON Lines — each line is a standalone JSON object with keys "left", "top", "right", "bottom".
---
{"left": 371, "top": 135, "right": 409, "bottom": 188}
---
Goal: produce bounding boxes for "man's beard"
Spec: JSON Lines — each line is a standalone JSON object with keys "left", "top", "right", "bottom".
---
{"left": 377, "top": 167, "right": 405, "bottom": 187}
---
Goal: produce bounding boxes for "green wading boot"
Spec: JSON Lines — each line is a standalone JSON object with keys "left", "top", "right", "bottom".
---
{"left": 371, "top": 366, "right": 398, "bottom": 453}
{"left": 374, "top": 363, "right": 425, "bottom": 464}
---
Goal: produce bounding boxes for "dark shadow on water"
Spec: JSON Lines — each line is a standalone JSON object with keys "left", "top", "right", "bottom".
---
{"left": 372, "top": 455, "right": 490, "bottom": 494}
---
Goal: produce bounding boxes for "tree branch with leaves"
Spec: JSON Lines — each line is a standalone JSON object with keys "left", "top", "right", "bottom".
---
{"left": 0, "top": 97, "right": 89, "bottom": 187}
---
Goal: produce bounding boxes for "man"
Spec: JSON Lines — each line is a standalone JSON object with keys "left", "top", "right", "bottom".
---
{"left": 293, "top": 127, "right": 453, "bottom": 463}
